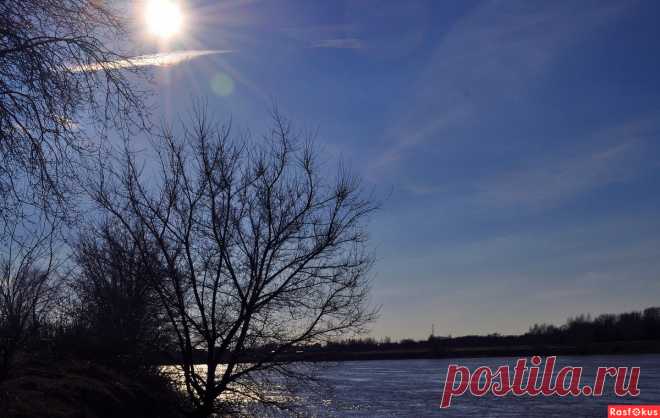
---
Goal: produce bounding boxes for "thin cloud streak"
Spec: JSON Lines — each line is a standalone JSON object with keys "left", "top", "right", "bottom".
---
{"left": 312, "top": 38, "right": 364, "bottom": 49}
{"left": 69, "top": 49, "right": 230, "bottom": 72}
{"left": 475, "top": 117, "right": 658, "bottom": 211}
{"left": 369, "top": 0, "right": 630, "bottom": 173}
{"left": 282, "top": 24, "right": 365, "bottom": 50}
{"left": 477, "top": 141, "right": 640, "bottom": 210}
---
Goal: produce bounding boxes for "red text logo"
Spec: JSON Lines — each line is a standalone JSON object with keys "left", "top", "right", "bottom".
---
{"left": 441, "top": 356, "right": 640, "bottom": 408}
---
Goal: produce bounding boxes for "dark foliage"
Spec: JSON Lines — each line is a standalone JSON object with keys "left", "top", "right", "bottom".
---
{"left": 311, "top": 306, "right": 660, "bottom": 354}
{"left": 63, "top": 222, "right": 171, "bottom": 369}
{"left": 0, "top": 222, "right": 58, "bottom": 379}
{"left": 0, "top": 358, "right": 184, "bottom": 418}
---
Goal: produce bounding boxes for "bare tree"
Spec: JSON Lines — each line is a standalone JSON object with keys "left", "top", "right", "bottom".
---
{"left": 92, "top": 107, "right": 378, "bottom": 416}
{"left": 0, "top": 0, "right": 148, "bottom": 229}
{"left": 71, "top": 221, "right": 170, "bottom": 369}
{"left": 0, "top": 220, "right": 58, "bottom": 379}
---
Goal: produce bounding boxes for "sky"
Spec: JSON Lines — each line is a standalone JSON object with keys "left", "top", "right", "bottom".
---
{"left": 127, "top": 0, "right": 660, "bottom": 340}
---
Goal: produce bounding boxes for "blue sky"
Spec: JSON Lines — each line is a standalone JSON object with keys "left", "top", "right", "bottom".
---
{"left": 132, "top": 0, "right": 660, "bottom": 339}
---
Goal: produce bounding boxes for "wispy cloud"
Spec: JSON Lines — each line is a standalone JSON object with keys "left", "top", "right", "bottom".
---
{"left": 70, "top": 49, "right": 229, "bottom": 72}
{"left": 369, "top": 0, "right": 630, "bottom": 173}
{"left": 475, "top": 117, "right": 658, "bottom": 210}
{"left": 374, "top": 105, "right": 471, "bottom": 170}
{"left": 283, "top": 24, "right": 358, "bottom": 41}
{"left": 478, "top": 142, "right": 637, "bottom": 210}
{"left": 312, "top": 38, "right": 364, "bottom": 49}
{"left": 282, "top": 24, "right": 366, "bottom": 50}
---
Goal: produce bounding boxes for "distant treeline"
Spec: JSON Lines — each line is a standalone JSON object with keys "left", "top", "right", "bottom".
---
{"left": 293, "top": 306, "right": 660, "bottom": 354}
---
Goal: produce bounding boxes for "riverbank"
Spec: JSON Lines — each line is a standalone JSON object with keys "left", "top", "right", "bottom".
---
{"left": 0, "top": 359, "right": 184, "bottom": 418}
{"left": 153, "top": 339, "right": 660, "bottom": 365}
{"left": 266, "top": 339, "right": 660, "bottom": 362}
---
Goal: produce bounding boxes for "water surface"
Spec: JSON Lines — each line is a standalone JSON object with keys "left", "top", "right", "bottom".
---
{"left": 304, "top": 355, "right": 659, "bottom": 417}
{"left": 165, "top": 355, "right": 659, "bottom": 417}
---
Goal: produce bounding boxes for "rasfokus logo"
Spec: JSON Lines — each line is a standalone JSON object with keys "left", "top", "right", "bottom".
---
{"left": 608, "top": 405, "right": 660, "bottom": 417}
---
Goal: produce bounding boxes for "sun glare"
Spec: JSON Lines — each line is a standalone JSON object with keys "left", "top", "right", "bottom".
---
{"left": 145, "top": 0, "right": 183, "bottom": 39}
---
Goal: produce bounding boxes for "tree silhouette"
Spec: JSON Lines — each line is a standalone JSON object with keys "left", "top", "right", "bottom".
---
{"left": 0, "top": 220, "right": 58, "bottom": 379}
{"left": 0, "top": 0, "right": 148, "bottom": 231}
{"left": 92, "top": 106, "right": 378, "bottom": 416}
{"left": 71, "top": 221, "right": 170, "bottom": 369}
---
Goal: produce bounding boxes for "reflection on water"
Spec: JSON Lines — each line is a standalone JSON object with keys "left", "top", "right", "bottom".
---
{"left": 159, "top": 364, "right": 296, "bottom": 408}
{"left": 162, "top": 355, "right": 660, "bottom": 417}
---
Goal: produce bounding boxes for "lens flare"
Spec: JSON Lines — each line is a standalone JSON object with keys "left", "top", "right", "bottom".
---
{"left": 211, "top": 72, "right": 235, "bottom": 96}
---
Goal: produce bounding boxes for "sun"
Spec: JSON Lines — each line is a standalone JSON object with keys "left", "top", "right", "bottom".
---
{"left": 145, "top": 0, "right": 184, "bottom": 39}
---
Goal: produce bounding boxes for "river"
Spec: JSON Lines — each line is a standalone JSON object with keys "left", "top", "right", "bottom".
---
{"left": 166, "top": 354, "right": 660, "bottom": 417}
{"left": 287, "top": 355, "right": 659, "bottom": 417}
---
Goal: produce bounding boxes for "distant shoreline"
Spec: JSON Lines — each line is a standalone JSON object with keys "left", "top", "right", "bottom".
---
{"left": 270, "top": 339, "right": 660, "bottom": 363}
{"left": 157, "top": 340, "right": 660, "bottom": 365}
